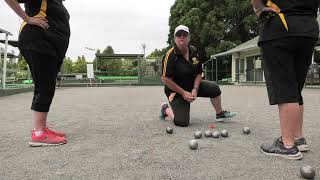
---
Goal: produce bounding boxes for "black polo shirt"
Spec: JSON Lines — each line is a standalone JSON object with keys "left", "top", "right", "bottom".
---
{"left": 162, "top": 45, "right": 203, "bottom": 96}
{"left": 258, "top": 0, "right": 319, "bottom": 44}
{"left": 18, "top": 0, "right": 70, "bottom": 60}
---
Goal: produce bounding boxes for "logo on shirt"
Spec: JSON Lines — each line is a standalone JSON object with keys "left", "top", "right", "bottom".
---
{"left": 192, "top": 57, "right": 199, "bottom": 65}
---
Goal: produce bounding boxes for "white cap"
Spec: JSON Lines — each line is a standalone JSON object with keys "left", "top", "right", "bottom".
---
{"left": 174, "top": 25, "right": 189, "bottom": 36}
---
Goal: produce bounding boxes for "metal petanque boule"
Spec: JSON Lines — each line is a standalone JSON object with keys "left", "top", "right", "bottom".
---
{"left": 204, "top": 130, "right": 212, "bottom": 137}
{"left": 242, "top": 127, "right": 250, "bottom": 134}
{"left": 221, "top": 129, "right": 228, "bottom": 137}
{"left": 166, "top": 127, "right": 173, "bottom": 134}
{"left": 188, "top": 139, "right": 198, "bottom": 150}
{"left": 194, "top": 131, "right": 202, "bottom": 139}
{"left": 300, "top": 165, "right": 316, "bottom": 179}
{"left": 212, "top": 131, "right": 220, "bottom": 138}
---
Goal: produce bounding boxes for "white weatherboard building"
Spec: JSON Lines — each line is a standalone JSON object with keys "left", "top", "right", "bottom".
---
{"left": 212, "top": 16, "right": 320, "bottom": 83}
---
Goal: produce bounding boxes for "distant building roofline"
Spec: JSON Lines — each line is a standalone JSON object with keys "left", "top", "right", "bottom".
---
{"left": 96, "top": 54, "right": 144, "bottom": 59}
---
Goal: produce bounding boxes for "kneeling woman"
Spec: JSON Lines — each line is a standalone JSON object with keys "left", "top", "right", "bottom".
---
{"left": 160, "top": 25, "right": 236, "bottom": 127}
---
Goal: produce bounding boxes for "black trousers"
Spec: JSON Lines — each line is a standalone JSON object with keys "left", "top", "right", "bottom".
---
{"left": 168, "top": 80, "right": 221, "bottom": 127}
{"left": 21, "top": 50, "right": 62, "bottom": 112}
{"left": 260, "top": 37, "right": 317, "bottom": 105}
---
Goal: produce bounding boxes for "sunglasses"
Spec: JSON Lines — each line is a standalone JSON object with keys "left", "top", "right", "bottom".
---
{"left": 175, "top": 32, "right": 189, "bottom": 38}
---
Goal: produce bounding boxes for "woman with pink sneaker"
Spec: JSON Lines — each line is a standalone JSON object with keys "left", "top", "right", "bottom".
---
{"left": 4, "top": 0, "right": 70, "bottom": 146}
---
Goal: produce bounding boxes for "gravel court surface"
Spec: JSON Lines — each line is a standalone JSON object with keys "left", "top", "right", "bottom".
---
{"left": 0, "top": 86, "right": 319, "bottom": 180}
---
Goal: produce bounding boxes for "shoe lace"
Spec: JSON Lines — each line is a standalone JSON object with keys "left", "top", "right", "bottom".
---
{"left": 45, "top": 127, "right": 58, "bottom": 135}
{"left": 273, "top": 137, "right": 284, "bottom": 152}
{"left": 275, "top": 137, "right": 283, "bottom": 144}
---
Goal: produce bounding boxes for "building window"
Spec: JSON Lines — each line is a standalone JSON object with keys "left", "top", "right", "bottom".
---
{"left": 246, "top": 55, "right": 263, "bottom": 82}
{"left": 240, "top": 59, "right": 245, "bottom": 73}
{"left": 314, "top": 50, "right": 320, "bottom": 64}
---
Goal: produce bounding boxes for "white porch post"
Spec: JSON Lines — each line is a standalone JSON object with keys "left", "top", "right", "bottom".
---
{"left": 312, "top": 51, "right": 315, "bottom": 64}
{"left": 0, "top": 28, "right": 12, "bottom": 89}
{"left": 2, "top": 34, "right": 9, "bottom": 89}
{"left": 231, "top": 53, "right": 239, "bottom": 82}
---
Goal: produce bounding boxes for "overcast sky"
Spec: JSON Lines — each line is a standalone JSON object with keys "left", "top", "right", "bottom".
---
{"left": 0, "top": 0, "right": 175, "bottom": 61}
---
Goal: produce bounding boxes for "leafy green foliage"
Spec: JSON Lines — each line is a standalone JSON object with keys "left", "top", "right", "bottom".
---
{"left": 61, "top": 57, "right": 73, "bottom": 73}
{"left": 73, "top": 55, "right": 87, "bottom": 73}
{"left": 102, "top": 46, "right": 114, "bottom": 55}
{"left": 147, "top": 47, "right": 171, "bottom": 58}
{"left": 99, "top": 46, "right": 121, "bottom": 71}
{"left": 17, "top": 53, "right": 28, "bottom": 70}
{"left": 168, "top": 0, "right": 259, "bottom": 58}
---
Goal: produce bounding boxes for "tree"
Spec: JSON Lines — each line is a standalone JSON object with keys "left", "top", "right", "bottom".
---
{"left": 93, "top": 49, "right": 101, "bottom": 71}
{"left": 168, "top": 0, "right": 259, "bottom": 58}
{"left": 122, "top": 59, "right": 134, "bottom": 70}
{"left": 141, "top": 43, "right": 146, "bottom": 57}
{"left": 121, "top": 59, "right": 136, "bottom": 76}
{"left": 61, "top": 57, "right": 73, "bottom": 73}
{"left": 99, "top": 46, "right": 117, "bottom": 71}
{"left": 17, "top": 53, "right": 28, "bottom": 70}
{"left": 147, "top": 47, "right": 171, "bottom": 58}
{"left": 102, "top": 46, "right": 114, "bottom": 55}
{"left": 73, "top": 56, "right": 87, "bottom": 73}
{"left": 99, "top": 58, "right": 122, "bottom": 74}
{"left": 6, "top": 50, "right": 17, "bottom": 70}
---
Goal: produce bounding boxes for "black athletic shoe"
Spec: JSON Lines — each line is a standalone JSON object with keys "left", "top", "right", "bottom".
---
{"left": 294, "top": 138, "right": 309, "bottom": 152}
{"left": 216, "top": 111, "right": 236, "bottom": 122}
{"left": 260, "top": 137, "right": 302, "bottom": 160}
{"left": 159, "top": 102, "right": 169, "bottom": 120}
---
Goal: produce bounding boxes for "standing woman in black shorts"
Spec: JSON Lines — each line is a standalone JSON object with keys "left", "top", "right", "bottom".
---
{"left": 252, "top": 0, "right": 319, "bottom": 160}
{"left": 5, "top": 0, "right": 70, "bottom": 146}
{"left": 159, "top": 25, "right": 236, "bottom": 127}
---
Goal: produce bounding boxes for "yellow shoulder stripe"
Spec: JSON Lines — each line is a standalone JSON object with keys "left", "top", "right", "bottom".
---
{"left": 20, "top": 0, "right": 47, "bottom": 32}
{"left": 266, "top": 1, "right": 288, "bottom": 31}
{"left": 162, "top": 47, "right": 174, "bottom": 77}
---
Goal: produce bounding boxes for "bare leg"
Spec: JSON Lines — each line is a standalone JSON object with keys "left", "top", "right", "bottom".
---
{"left": 294, "top": 105, "right": 304, "bottom": 139}
{"left": 34, "top": 111, "right": 47, "bottom": 130}
{"left": 279, "top": 103, "right": 300, "bottom": 147}
{"left": 210, "top": 95, "right": 223, "bottom": 114}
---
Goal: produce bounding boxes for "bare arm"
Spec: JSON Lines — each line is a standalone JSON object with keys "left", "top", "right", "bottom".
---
{"left": 193, "top": 74, "right": 202, "bottom": 91}
{"left": 251, "top": 0, "right": 276, "bottom": 17}
{"left": 4, "top": 0, "right": 29, "bottom": 21}
{"left": 190, "top": 74, "right": 201, "bottom": 101}
{"left": 251, "top": 0, "right": 264, "bottom": 14}
{"left": 4, "top": 0, "right": 49, "bottom": 29}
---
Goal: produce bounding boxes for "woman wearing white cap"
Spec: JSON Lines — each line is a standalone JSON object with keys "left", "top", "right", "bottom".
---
{"left": 159, "top": 25, "right": 236, "bottom": 127}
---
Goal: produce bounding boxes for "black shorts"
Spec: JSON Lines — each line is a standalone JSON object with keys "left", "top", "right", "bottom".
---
{"left": 167, "top": 80, "right": 221, "bottom": 127}
{"left": 20, "top": 50, "right": 62, "bottom": 112}
{"left": 260, "top": 37, "right": 317, "bottom": 105}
